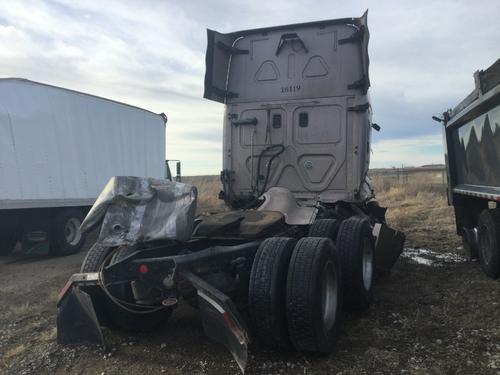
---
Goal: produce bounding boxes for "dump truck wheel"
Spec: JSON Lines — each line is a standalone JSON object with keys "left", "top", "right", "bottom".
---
{"left": 477, "top": 209, "right": 500, "bottom": 279}
{"left": 286, "top": 237, "right": 342, "bottom": 353}
{"left": 336, "top": 216, "right": 374, "bottom": 311}
{"left": 248, "top": 237, "right": 297, "bottom": 348}
{"left": 50, "top": 209, "right": 86, "bottom": 256}
{"left": 81, "top": 243, "right": 171, "bottom": 331}
{"left": 308, "top": 219, "right": 340, "bottom": 241}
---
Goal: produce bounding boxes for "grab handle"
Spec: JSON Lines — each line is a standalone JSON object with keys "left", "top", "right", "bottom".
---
{"left": 276, "top": 33, "right": 308, "bottom": 56}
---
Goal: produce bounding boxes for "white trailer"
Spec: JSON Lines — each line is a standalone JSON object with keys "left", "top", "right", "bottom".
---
{"left": 0, "top": 78, "right": 166, "bottom": 255}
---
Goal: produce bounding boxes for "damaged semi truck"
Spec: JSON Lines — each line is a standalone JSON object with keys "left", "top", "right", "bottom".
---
{"left": 435, "top": 58, "right": 500, "bottom": 279}
{"left": 57, "top": 12, "right": 405, "bottom": 371}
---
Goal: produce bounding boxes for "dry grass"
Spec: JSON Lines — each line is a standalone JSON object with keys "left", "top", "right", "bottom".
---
{"left": 4, "top": 344, "right": 26, "bottom": 360}
{"left": 183, "top": 175, "right": 226, "bottom": 214}
{"left": 371, "top": 171, "right": 460, "bottom": 252}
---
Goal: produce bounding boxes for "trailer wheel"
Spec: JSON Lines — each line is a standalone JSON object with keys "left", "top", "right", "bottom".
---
{"left": 248, "top": 237, "right": 296, "bottom": 348}
{"left": 286, "top": 237, "right": 342, "bottom": 353}
{"left": 81, "top": 243, "right": 171, "bottom": 331}
{"left": 336, "top": 216, "right": 374, "bottom": 311}
{"left": 477, "top": 209, "right": 500, "bottom": 279}
{"left": 50, "top": 209, "right": 86, "bottom": 256}
{"left": 308, "top": 219, "right": 340, "bottom": 241}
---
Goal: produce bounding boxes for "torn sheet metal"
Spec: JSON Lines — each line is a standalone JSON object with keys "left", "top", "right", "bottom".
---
{"left": 81, "top": 176, "right": 197, "bottom": 246}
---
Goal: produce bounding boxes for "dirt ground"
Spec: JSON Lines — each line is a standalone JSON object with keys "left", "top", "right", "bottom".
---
{"left": 1, "top": 177, "right": 499, "bottom": 374}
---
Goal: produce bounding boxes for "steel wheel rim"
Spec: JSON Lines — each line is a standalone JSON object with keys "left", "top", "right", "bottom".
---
{"left": 65, "top": 217, "right": 82, "bottom": 246}
{"left": 321, "top": 260, "right": 338, "bottom": 331}
{"left": 362, "top": 236, "right": 374, "bottom": 291}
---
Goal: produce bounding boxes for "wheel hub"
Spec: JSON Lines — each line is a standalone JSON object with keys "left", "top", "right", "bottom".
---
{"left": 362, "top": 236, "right": 374, "bottom": 291}
{"left": 65, "top": 217, "right": 82, "bottom": 246}
{"left": 321, "top": 261, "right": 338, "bottom": 331}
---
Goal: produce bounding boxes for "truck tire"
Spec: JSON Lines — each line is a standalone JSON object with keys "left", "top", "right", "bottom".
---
{"left": 286, "top": 237, "right": 342, "bottom": 353}
{"left": 336, "top": 216, "right": 374, "bottom": 311}
{"left": 308, "top": 219, "right": 340, "bottom": 241}
{"left": 81, "top": 243, "right": 171, "bottom": 331}
{"left": 477, "top": 209, "right": 500, "bottom": 279}
{"left": 249, "top": 237, "right": 296, "bottom": 348}
{"left": 50, "top": 209, "right": 86, "bottom": 256}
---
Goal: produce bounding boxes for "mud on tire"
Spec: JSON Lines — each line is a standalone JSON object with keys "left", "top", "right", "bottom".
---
{"left": 286, "top": 237, "right": 342, "bottom": 353}
{"left": 336, "top": 216, "right": 374, "bottom": 311}
{"left": 248, "top": 237, "right": 297, "bottom": 348}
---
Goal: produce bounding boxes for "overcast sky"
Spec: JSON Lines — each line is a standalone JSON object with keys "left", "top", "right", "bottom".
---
{"left": 1, "top": 0, "right": 499, "bottom": 175}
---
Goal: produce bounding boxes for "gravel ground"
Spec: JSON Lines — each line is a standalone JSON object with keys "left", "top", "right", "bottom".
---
{"left": 1, "top": 224, "right": 499, "bottom": 375}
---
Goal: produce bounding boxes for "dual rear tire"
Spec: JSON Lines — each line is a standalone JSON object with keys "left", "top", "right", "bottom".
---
{"left": 249, "top": 216, "right": 375, "bottom": 354}
{"left": 249, "top": 236, "right": 342, "bottom": 353}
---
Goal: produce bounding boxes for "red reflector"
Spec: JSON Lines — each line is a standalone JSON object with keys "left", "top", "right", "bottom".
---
{"left": 57, "top": 280, "right": 73, "bottom": 303}
{"left": 139, "top": 264, "right": 149, "bottom": 274}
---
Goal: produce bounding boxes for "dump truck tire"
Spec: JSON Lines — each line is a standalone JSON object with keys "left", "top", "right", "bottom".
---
{"left": 249, "top": 237, "right": 297, "bottom": 348}
{"left": 477, "top": 209, "right": 500, "bottom": 279}
{"left": 336, "top": 216, "right": 374, "bottom": 311}
{"left": 286, "top": 237, "right": 342, "bottom": 353}
{"left": 50, "top": 209, "right": 86, "bottom": 256}
{"left": 81, "top": 243, "right": 171, "bottom": 331}
{"left": 308, "top": 219, "right": 340, "bottom": 241}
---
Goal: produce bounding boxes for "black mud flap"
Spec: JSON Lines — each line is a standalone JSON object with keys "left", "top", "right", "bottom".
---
{"left": 56, "top": 275, "right": 105, "bottom": 348}
{"left": 373, "top": 223, "right": 406, "bottom": 274}
{"left": 181, "top": 271, "right": 250, "bottom": 373}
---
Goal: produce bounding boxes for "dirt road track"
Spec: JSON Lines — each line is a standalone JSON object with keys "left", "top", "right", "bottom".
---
{"left": 1, "top": 235, "right": 499, "bottom": 374}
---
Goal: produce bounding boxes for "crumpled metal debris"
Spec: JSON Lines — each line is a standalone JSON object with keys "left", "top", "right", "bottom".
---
{"left": 81, "top": 176, "right": 197, "bottom": 246}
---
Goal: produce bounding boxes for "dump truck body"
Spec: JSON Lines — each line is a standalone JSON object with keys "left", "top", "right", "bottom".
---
{"left": 440, "top": 58, "right": 500, "bottom": 278}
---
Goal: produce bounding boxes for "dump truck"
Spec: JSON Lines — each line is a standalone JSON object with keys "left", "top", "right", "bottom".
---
{"left": 0, "top": 79, "right": 167, "bottom": 255}
{"left": 57, "top": 12, "right": 405, "bottom": 371}
{"left": 435, "top": 58, "right": 500, "bottom": 279}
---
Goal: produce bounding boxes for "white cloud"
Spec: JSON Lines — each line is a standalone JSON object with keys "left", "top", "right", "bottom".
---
{"left": 371, "top": 133, "right": 445, "bottom": 168}
{"left": 0, "top": 0, "right": 498, "bottom": 174}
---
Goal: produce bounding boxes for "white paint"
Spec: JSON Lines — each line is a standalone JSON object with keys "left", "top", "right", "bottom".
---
{"left": 401, "top": 248, "right": 467, "bottom": 267}
{"left": 0, "top": 78, "right": 166, "bottom": 209}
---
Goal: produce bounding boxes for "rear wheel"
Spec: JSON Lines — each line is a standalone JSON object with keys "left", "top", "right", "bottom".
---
{"left": 81, "top": 243, "right": 171, "bottom": 331}
{"left": 50, "top": 209, "right": 86, "bottom": 256}
{"left": 308, "top": 219, "right": 340, "bottom": 241}
{"left": 477, "top": 209, "right": 500, "bottom": 279}
{"left": 336, "top": 216, "right": 374, "bottom": 311}
{"left": 248, "top": 237, "right": 296, "bottom": 348}
{"left": 286, "top": 237, "right": 342, "bottom": 353}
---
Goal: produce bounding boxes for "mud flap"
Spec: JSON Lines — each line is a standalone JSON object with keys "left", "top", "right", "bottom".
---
{"left": 181, "top": 271, "right": 249, "bottom": 373}
{"left": 57, "top": 278, "right": 105, "bottom": 348}
{"left": 373, "top": 223, "right": 406, "bottom": 274}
